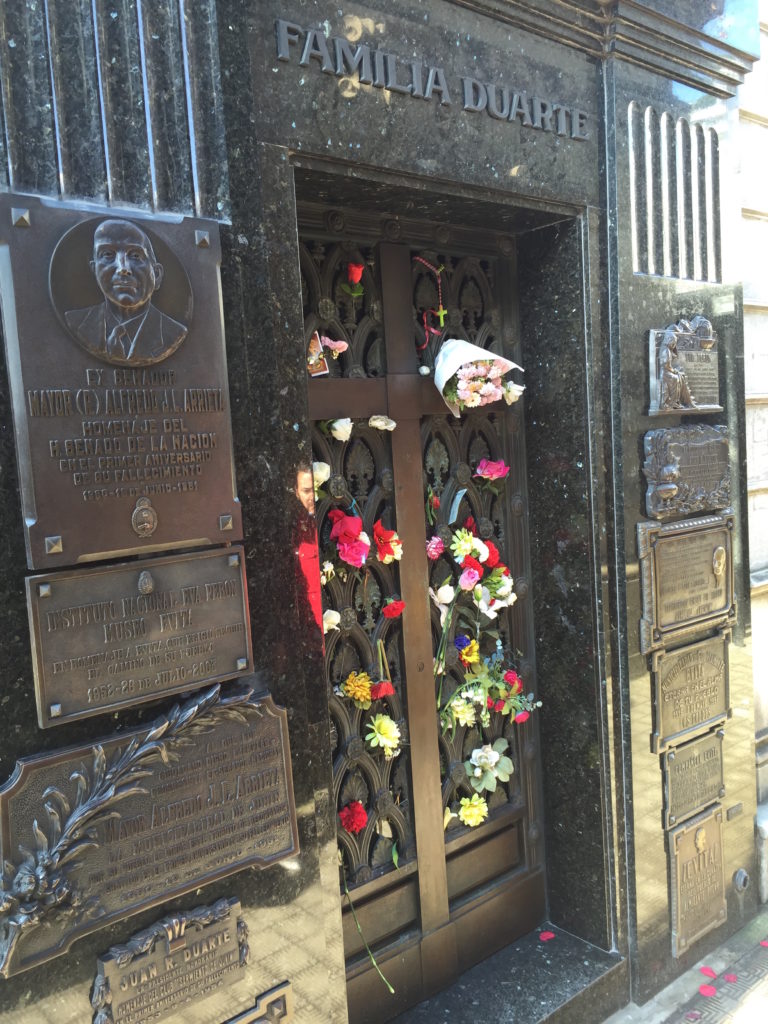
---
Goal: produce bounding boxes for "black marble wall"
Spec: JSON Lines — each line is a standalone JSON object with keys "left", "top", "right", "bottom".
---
{"left": 603, "top": 52, "right": 758, "bottom": 1000}
{"left": 0, "top": 0, "right": 761, "bottom": 1020}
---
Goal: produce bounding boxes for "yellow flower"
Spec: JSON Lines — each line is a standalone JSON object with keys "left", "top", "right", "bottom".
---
{"left": 449, "top": 697, "right": 476, "bottom": 728}
{"left": 366, "top": 713, "right": 401, "bottom": 758}
{"left": 458, "top": 793, "right": 489, "bottom": 827}
{"left": 443, "top": 806, "right": 458, "bottom": 830}
{"left": 450, "top": 528, "right": 475, "bottom": 560}
{"left": 342, "top": 671, "right": 372, "bottom": 709}
{"left": 459, "top": 638, "right": 480, "bottom": 666}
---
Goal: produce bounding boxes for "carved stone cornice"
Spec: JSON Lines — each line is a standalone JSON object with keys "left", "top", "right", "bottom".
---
{"left": 446, "top": 0, "right": 758, "bottom": 97}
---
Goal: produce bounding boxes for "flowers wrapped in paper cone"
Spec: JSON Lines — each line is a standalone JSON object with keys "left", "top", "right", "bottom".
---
{"left": 434, "top": 338, "right": 524, "bottom": 417}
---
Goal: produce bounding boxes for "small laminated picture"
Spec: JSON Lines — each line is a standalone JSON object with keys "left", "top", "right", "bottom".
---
{"left": 306, "top": 329, "right": 329, "bottom": 376}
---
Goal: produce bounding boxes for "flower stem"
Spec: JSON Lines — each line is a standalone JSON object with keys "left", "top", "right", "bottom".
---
{"left": 342, "top": 872, "right": 395, "bottom": 994}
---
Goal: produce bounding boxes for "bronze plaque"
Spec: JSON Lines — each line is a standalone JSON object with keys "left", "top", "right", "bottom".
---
{"left": 648, "top": 316, "right": 721, "bottom": 416}
{"left": 669, "top": 807, "right": 726, "bottom": 957}
{"left": 91, "top": 898, "right": 248, "bottom": 1024}
{"left": 223, "top": 983, "right": 294, "bottom": 1023}
{"left": 0, "top": 193, "right": 241, "bottom": 569}
{"left": 27, "top": 547, "right": 252, "bottom": 727}
{"left": 0, "top": 683, "right": 298, "bottom": 978}
{"left": 643, "top": 425, "right": 730, "bottom": 520}
{"left": 663, "top": 731, "right": 724, "bottom": 829}
{"left": 637, "top": 512, "right": 736, "bottom": 654}
{"left": 652, "top": 634, "right": 730, "bottom": 752}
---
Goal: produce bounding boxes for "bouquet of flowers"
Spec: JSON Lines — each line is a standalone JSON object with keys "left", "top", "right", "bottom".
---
{"left": 426, "top": 518, "right": 540, "bottom": 737}
{"left": 434, "top": 338, "right": 524, "bottom": 417}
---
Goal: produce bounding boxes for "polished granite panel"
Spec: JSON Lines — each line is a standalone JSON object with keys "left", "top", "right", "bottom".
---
{"left": 0, "top": 47, "right": 348, "bottom": 1024}
{"left": 391, "top": 923, "right": 625, "bottom": 1024}
{"left": 519, "top": 217, "right": 613, "bottom": 951}
{"left": 252, "top": 0, "right": 601, "bottom": 210}
{"left": 604, "top": 55, "right": 758, "bottom": 1003}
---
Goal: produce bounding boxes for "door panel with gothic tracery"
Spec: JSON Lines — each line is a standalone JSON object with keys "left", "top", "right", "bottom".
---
{"left": 301, "top": 222, "right": 544, "bottom": 1023}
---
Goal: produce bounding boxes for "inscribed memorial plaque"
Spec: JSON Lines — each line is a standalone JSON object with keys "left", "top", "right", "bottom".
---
{"left": 91, "top": 898, "right": 249, "bottom": 1024}
{"left": 648, "top": 316, "right": 721, "bottom": 416}
{"left": 637, "top": 512, "right": 736, "bottom": 654}
{"left": 669, "top": 807, "right": 726, "bottom": 957}
{"left": 663, "top": 731, "right": 724, "bottom": 829}
{"left": 0, "top": 193, "right": 241, "bottom": 569}
{"left": 27, "top": 547, "right": 252, "bottom": 727}
{"left": 651, "top": 634, "right": 730, "bottom": 752}
{"left": 0, "top": 683, "right": 298, "bottom": 978}
{"left": 643, "top": 425, "right": 730, "bottom": 520}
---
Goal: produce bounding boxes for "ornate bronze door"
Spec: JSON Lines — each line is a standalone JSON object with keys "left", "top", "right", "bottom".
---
{"left": 301, "top": 220, "right": 544, "bottom": 1022}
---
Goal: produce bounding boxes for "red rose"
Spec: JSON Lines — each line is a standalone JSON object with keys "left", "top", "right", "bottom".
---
{"left": 484, "top": 541, "right": 500, "bottom": 568}
{"left": 339, "top": 800, "right": 368, "bottom": 834}
{"left": 486, "top": 697, "right": 494, "bottom": 708}
{"left": 347, "top": 262, "right": 364, "bottom": 284}
{"left": 462, "top": 554, "right": 484, "bottom": 577}
{"left": 329, "top": 509, "right": 363, "bottom": 544}
{"left": 494, "top": 699, "right": 505, "bottom": 712}
{"left": 382, "top": 600, "right": 405, "bottom": 618}
{"left": 503, "top": 670, "right": 522, "bottom": 694}
{"left": 371, "top": 680, "right": 395, "bottom": 699}
{"left": 514, "top": 710, "right": 530, "bottom": 724}
{"left": 431, "top": 495, "right": 440, "bottom": 509}
{"left": 463, "top": 516, "right": 478, "bottom": 536}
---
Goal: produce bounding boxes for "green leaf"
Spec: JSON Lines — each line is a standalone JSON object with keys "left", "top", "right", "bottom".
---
{"left": 392, "top": 843, "right": 399, "bottom": 870}
{"left": 492, "top": 737, "right": 509, "bottom": 755}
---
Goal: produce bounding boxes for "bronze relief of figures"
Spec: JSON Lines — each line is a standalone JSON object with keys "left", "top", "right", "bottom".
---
{"left": 648, "top": 316, "right": 722, "bottom": 416}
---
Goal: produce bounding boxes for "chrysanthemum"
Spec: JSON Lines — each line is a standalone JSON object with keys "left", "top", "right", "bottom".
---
{"left": 458, "top": 793, "right": 489, "bottom": 827}
{"left": 342, "top": 671, "right": 372, "bottom": 709}
{"left": 450, "top": 528, "right": 475, "bottom": 561}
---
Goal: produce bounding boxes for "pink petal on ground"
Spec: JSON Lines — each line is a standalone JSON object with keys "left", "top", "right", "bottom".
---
{"left": 699, "top": 966, "right": 717, "bottom": 978}
{"left": 698, "top": 984, "right": 717, "bottom": 997}
{"left": 684, "top": 1012, "right": 701, "bottom": 1022}
{"left": 538, "top": 931, "right": 555, "bottom": 942}
{"left": 761, "top": 940, "right": 768, "bottom": 947}
{"left": 724, "top": 974, "right": 737, "bottom": 983}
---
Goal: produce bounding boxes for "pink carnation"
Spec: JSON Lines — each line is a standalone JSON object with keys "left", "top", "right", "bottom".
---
{"left": 426, "top": 536, "right": 445, "bottom": 559}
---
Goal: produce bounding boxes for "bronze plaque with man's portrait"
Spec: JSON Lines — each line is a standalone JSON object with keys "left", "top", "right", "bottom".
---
{"left": 0, "top": 194, "right": 241, "bottom": 569}
{"left": 637, "top": 512, "right": 736, "bottom": 654}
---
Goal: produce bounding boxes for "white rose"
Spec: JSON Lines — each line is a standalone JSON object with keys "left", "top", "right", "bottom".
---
{"left": 322, "top": 609, "right": 341, "bottom": 633}
{"left": 369, "top": 415, "right": 397, "bottom": 431}
{"left": 503, "top": 381, "right": 525, "bottom": 405}
{"left": 312, "top": 461, "right": 331, "bottom": 487}
{"left": 330, "top": 418, "right": 353, "bottom": 442}
{"left": 436, "top": 583, "right": 455, "bottom": 605}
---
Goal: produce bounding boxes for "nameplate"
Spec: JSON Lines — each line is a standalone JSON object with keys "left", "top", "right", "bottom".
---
{"left": 663, "top": 731, "right": 724, "bottom": 829}
{"left": 669, "top": 807, "right": 726, "bottom": 958}
{"left": 27, "top": 547, "right": 252, "bottom": 726}
{"left": 91, "top": 898, "right": 248, "bottom": 1024}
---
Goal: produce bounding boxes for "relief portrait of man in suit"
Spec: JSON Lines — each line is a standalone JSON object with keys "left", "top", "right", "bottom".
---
{"left": 64, "top": 219, "right": 187, "bottom": 366}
